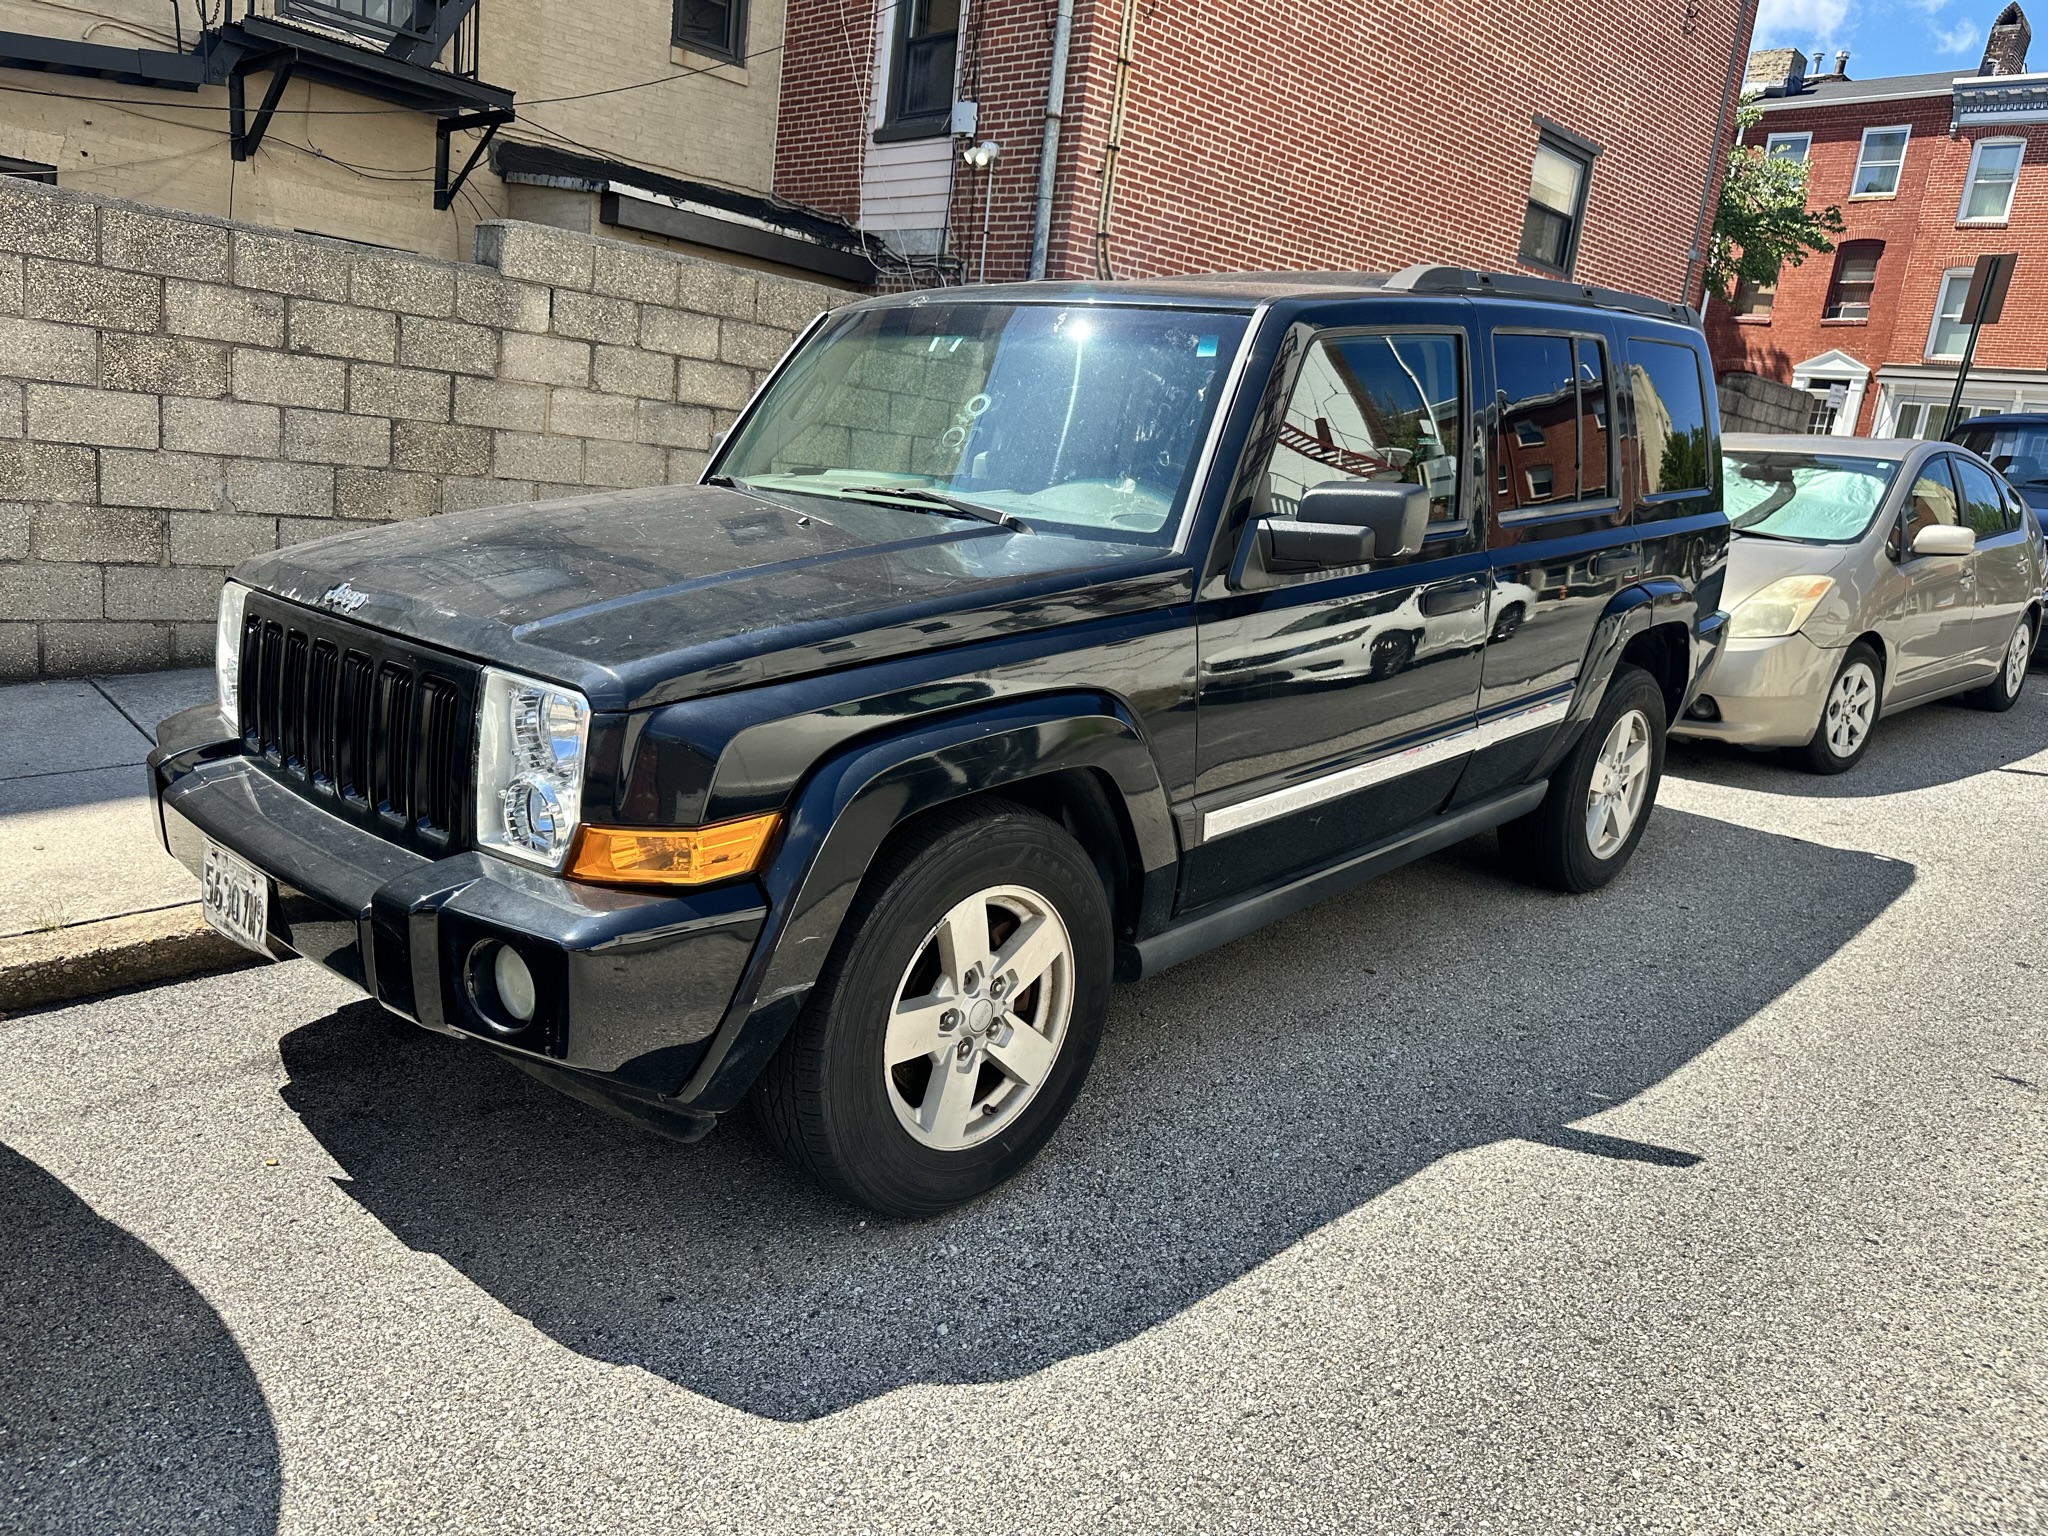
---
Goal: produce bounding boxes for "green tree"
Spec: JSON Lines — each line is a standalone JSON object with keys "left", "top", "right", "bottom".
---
{"left": 1705, "top": 100, "right": 1847, "bottom": 303}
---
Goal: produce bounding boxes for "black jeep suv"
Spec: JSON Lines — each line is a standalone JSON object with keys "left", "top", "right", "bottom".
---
{"left": 152, "top": 267, "right": 1729, "bottom": 1215}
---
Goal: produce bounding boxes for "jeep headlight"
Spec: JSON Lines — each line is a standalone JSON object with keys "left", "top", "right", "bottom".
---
{"left": 1728, "top": 575, "right": 1835, "bottom": 640}
{"left": 215, "top": 582, "right": 249, "bottom": 733}
{"left": 475, "top": 669, "right": 590, "bottom": 870}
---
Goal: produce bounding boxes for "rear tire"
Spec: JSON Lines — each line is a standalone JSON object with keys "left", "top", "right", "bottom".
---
{"left": 753, "top": 800, "right": 1111, "bottom": 1218}
{"left": 1500, "top": 663, "right": 1666, "bottom": 893}
{"left": 1789, "top": 641, "right": 1882, "bottom": 773}
{"left": 1964, "top": 614, "right": 2033, "bottom": 712}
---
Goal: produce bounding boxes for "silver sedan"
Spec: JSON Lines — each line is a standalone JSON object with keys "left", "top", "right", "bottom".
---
{"left": 1673, "top": 434, "right": 2046, "bottom": 773}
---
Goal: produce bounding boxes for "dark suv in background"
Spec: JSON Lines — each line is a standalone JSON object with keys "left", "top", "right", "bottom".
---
{"left": 152, "top": 267, "right": 1729, "bottom": 1215}
{"left": 1951, "top": 413, "right": 2048, "bottom": 536}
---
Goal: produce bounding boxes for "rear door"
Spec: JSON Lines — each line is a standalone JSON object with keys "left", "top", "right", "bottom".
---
{"left": 1951, "top": 455, "right": 2033, "bottom": 665}
{"left": 1454, "top": 313, "right": 1641, "bottom": 803}
{"left": 1187, "top": 306, "right": 1486, "bottom": 909}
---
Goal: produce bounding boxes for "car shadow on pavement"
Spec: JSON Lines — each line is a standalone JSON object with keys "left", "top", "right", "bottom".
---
{"left": 0, "top": 1143, "right": 281, "bottom": 1535}
{"left": 1667, "top": 683, "right": 2048, "bottom": 797}
{"left": 276, "top": 808, "right": 1911, "bottom": 1423}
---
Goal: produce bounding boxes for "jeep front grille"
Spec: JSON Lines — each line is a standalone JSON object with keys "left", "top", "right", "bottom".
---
{"left": 238, "top": 596, "right": 478, "bottom": 854}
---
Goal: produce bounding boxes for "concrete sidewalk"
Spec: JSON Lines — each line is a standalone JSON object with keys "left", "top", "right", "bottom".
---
{"left": 0, "top": 670, "right": 249, "bottom": 1012}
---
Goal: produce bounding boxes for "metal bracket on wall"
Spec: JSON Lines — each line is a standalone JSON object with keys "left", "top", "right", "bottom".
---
{"left": 435, "top": 109, "right": 515, "bottom": 211}
{"left": 228, "top": 46, "right": 297, "bottom": 162}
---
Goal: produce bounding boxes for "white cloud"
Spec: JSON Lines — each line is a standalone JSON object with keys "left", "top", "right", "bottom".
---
{"left": 1755, "top": 0, "right": 1850, "bottom": 47}
{"left": 1933, "top": 18, "right": 1979, "bottom": 51}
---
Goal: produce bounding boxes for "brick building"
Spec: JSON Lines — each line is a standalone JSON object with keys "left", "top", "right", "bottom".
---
{"left": 773, "top": 0, "right": 1759, "bottom": 297}
{"left": 1707, "top": 8, "right": 2048, "bottom": 435}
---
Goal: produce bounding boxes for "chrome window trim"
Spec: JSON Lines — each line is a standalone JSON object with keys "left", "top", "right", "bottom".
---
{"left": 1199, "top": 686, "right": 1574, "bottom": 841}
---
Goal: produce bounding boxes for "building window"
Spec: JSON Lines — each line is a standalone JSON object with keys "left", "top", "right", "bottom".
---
{"left": 1730, "top": 272, "right": 1777, "bottom": 318}
{"left": 284, "top": 0, "right": 435, "bottom": 31}
{"left": 1928, "top": 268, "right": 1976, "bottom": 357}
{"left": 1822, "top": 242, "right": 1882, "bottom": 321}
{"left": 1851, "top": 126, "right": 1910, "bottom": 196}
{"left": 1805, "top": 385, "right": 1848, "bottom": 433}
{"left": 1764, "top": 132, "right": 1811, "bottom": 161}
{"left": 1959, "top": 138, "right": 2023, "bottom": 222}
{"left": 884, "top": 0, "right": 960, "bottom": 133}
{"left": 1892, "top": 401, "right": 1929, "bottom": 437}
{"left": 1518, "top": 129, "right": 1598, "bottom": 275}
{"left": 674, "top": 0, "right": 747, "bottom": 61}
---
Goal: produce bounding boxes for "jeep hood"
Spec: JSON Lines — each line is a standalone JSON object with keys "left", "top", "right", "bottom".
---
{"left": 233, "top": 484, "right": 1188, "bottom": 709}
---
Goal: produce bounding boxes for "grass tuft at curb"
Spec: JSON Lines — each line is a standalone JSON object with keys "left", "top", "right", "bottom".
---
{"left": 0, "top": 906, "right": 254, "bottom": 1016}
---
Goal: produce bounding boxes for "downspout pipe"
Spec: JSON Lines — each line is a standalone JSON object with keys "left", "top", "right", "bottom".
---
{"left": 1028, "top": 0, "right": 1077, "bottom": 281}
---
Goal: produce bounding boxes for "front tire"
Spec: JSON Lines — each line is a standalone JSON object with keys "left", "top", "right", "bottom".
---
{"left": 753, "top": 801, "right": 1112, "bottom": 1218}
{"left": 1500, "top": 663, "right": 1666, "bottom": 893}
{"left": 1964, "top": 614, "right": 2034, "bottom": 712}
{"left": 1789, "top": 642, "right": 1881, "bottom": 773}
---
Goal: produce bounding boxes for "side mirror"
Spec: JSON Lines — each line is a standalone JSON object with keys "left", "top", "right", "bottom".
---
{"left": 1912, "top": 523, "right": 1976, "bottom": 557}
{"left": 1258, "top": 518, "right": 1376, "bottom": 570}
{"left": 1297, "top": 480, "right": 1431, "bottom": 559}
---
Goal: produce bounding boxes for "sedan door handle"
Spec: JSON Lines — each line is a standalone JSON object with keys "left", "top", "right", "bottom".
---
{"left": 1420, "top": 578, "right": 1487, "bottom": 616}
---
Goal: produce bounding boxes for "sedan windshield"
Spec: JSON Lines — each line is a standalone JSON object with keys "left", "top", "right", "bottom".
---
{"left": 716, "top": 302, "right": 1251, "bottom": 546}
{"left": 1722, "top": 451, "right": 1900, "bottom": 543}
{"left": 1951, "top": 423, "right": 2048, "bottom": 492}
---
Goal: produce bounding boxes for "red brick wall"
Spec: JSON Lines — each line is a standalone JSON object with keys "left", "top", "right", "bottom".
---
{"left": 778, "top": 0, "right": 1757, "bottom": 299}
{"left": 773, "top": 0, "right": 882, "bottom": 225}
{"left": 1706, "top": 94, "right": 2048, "bottom": 432}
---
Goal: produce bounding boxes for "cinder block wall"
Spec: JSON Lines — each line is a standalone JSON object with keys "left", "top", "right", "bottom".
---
{"left": 1718, "top": 371, "right": 1815, "bottom": 435}
{"left": 0, "top": 178, "right": 847, "bottom": 681}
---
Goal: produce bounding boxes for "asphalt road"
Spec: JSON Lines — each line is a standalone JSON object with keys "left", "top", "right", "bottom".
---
{"left": 4, "top": 681, "right": 2045, "bottom": 1535}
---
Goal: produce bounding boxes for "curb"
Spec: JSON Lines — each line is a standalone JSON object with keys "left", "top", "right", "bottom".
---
{"left": 0, "top": 906, "right": 255, "bottom": 1016}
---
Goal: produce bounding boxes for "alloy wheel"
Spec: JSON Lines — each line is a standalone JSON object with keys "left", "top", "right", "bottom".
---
{"left": 2004, "top": 621, "right": 2031, "bottom": 698}
{"left": 1585, "top": 708, "right": 1652, "bottom": 860}
{"left": 1824, "top": 660, "right": 1878, "bottom": 758}
{"left": 883, "top": 885, "right": 1074, "bottom": 1151}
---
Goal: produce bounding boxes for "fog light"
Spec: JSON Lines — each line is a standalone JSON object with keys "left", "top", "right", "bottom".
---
{"left": 492, "top": 944, "right": 536, "bottom": 1023}
{"left": 1687, "top": 695, "right": 1720, "bottom": 722}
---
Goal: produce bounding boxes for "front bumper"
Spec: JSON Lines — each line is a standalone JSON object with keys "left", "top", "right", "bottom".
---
{"left": 150, "top": 705, "right": 765, "bottom": 1127}
{"left": 1670, "top": 632, "right": 1839, "bottom": 747}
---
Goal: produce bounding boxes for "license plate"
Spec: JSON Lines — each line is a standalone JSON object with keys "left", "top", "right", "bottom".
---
{"left": 200, "top": 842, "right": 270, "bottom": 955}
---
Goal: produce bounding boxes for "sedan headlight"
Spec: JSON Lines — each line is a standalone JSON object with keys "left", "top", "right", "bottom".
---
{"left": 1728, "top": 575, "right": 1836, "bottom": 640}
{"left": 475, "top": 669, "right": 591, "bottom": 871}
{"left": 215, "top": 582, "right": 249, "bottom": 732}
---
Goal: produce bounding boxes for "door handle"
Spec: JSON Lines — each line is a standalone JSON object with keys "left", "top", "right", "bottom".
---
{"left": 1590, "top": 549, "right": 1640, "bottom": 578}
{"left": 1420, "top": 578, "right": 1486, "bottom": 616}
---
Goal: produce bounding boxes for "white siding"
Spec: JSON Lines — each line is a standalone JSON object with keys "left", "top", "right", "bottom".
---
{"left": 861, "top": 138, "right": 955, "bottom": 229}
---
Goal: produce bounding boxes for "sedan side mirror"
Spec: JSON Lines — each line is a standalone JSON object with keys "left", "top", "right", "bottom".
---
{"left": 1912, "top": 524, "right": 1977, "bottom": 557}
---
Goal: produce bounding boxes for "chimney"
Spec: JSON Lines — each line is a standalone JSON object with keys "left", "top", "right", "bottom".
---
{"left": 1744, "top": 46, "right": 1809, "bottom": 93}
{"left": 1980, "top": 2, "right": 2031, "bottom": 74}
{"left": 1834, "top": 49, "right": 1851, "bottom": 76}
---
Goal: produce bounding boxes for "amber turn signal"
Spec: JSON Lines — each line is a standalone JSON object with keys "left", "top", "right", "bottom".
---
{"left": 566, "top": 813, "right": 780, "bottom": 887}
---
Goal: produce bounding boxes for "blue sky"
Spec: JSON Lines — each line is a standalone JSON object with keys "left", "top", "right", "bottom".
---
{"left": 1753, "top": 0, "right": 2000, "bottom": 80}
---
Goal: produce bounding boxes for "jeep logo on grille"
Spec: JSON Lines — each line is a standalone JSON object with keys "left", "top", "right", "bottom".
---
{"left": 320, "top": 582, "right": 369, "bottom": 613}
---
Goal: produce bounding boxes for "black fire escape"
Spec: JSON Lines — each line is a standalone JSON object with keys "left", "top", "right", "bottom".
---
{"left": 0, "top": 1, "right": 513, "bottom": 210}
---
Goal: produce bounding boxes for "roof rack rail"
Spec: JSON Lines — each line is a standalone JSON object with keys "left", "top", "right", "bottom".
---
{"left": 1380, "top": 265, "right": 1700, "bottom": 326}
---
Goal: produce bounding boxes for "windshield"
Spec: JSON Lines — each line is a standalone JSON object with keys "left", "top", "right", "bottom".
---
{"left": 715, "top": 302, "right": 1251, "bottom": 546}
{"left": 1722, "top": 450, "right": 1900, "bottom": 543}
{"left": 1952, "top": 424, "right": 2048, "bottom": 492}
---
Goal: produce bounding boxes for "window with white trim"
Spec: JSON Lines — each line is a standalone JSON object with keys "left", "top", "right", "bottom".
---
{"left": 1959, "top": 138, "right": 2023, "bottom": 222}
{"left": 1928, "top": 268, "right": 1974, "bottom": 358}
{"left": 1852, "top": 126, "right": 1910, "bottom": 196}
{"left": 1765, "top": 132, "right": 1811, "bottom": 161}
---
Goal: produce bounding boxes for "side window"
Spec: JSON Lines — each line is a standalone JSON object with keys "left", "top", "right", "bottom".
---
{"left": 1902, "top": 457, "right": 1962, "bottom": 553}
{"left": 1264, "top": 331, "right": 1464, "bottom": 527}
{"left": 1494, "top": 333, "right": 1576, "bottom": 512}
{"left": 1577, "top": 337, "right": 1610, "bottom": 498}
{"left": 1952, "top": 458, "right": 2011, "bottom": 537}
{"left": 1626, "top": 338, "right": 1711, "bottom": 495}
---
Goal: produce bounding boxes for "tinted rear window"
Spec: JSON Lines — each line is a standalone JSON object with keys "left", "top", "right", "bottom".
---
{"left": 1628, "top": 338, "right": 1710, "bottom": 494}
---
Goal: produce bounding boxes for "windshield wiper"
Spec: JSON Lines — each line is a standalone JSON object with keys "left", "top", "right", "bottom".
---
{"left": 838, "top": 485, "right": 1028, "bottom": 531}
{"left": 1731, "top": 526, "right": 1806, "bottom": 542}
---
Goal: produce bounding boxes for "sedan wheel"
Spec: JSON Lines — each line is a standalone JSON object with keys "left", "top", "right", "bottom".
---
{"left": 1790, "top": 642, "right": 1882, "bottom": 774}
{"left": 1966, "top": 615, "right": 2034, "bottom": 712}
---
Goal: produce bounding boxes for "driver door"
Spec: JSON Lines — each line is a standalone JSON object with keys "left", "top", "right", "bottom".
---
{"left": 1884, "top": 454, "right": 1978, "bottom": 700}
{"left": 1185, "top": 308, "right": 1487, "bottom": 911}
